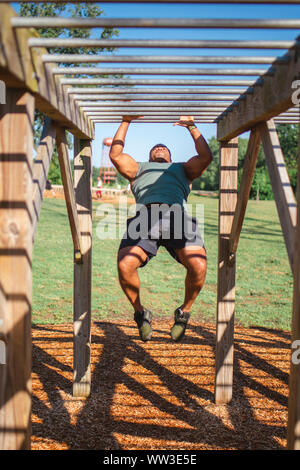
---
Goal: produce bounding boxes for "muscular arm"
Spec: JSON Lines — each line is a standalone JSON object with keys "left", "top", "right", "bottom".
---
{"left": 109, "top": 116, "right": 142, "bottom": 181}
{"left": 174, "top": 116, "right": 213, "bottom": 182}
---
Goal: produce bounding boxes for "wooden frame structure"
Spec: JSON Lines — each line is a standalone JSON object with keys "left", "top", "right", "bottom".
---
{"left": 0, "top": 0, "right": 300, "bottom": 450}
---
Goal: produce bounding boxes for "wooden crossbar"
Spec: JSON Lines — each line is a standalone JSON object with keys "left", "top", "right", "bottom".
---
{"left": 56, "top": 127, "right": 83, "bottom": 263}
{"left": 0, "top": 4, "right": 93, "bottom": 140}
{"left": 217, "top": 44, "right": 300, "bottom": 141}
{"left": 259, "top": 119, "right": 297, "bottom": 272}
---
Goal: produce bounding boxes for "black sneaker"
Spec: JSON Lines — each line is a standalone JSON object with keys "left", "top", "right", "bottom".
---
{"left": 170, "top": 307, "right": 190, "bottom": 342}
{"left": 134, "top": 308, "right": 153, "bottom": 342}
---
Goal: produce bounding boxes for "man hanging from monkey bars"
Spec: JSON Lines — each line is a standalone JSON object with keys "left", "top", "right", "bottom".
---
{"left": 109, "top": 115, "right": 212, "bottom": 342}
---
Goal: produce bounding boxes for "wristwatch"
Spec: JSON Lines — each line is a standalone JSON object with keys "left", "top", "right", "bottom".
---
{"left": 188, "top": 125, "right": 197, "bottom": 132}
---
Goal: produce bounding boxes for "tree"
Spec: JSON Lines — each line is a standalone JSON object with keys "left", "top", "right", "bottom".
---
{"left": 192, "top": 136, "right": 219, "bottom": 191}
{"left": 20, "top": 2, "right": 120, "bottom": 184}
{"left": 250, "top": 167, "right": 273, "bottom": 201}
{"left": 192, "top": 125, "right": 299, "bottom": 200}
{"left": 192, "top": 134, "right": 274, "bottom": 200}
{"left": 116, "top": 171, "right": 128, "bottom": 187}
{"left": 92, "top": 166, "right": 100, "bottom": 187}
{"left": 237, "top": 137, "right": 273, "bottom": 201}
{"left": 19, "top": 2, "right": 118, "bottom": 60}
{"left": 47, "top": 153, "right": 61, "bottom": 185}
{"left": 276, "top": 124, "right": 299, "bottom": 194}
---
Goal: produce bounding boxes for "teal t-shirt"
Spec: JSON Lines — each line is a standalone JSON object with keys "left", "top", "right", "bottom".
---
{"left": 131, "top": 162, "right": 190, "bottom": 207}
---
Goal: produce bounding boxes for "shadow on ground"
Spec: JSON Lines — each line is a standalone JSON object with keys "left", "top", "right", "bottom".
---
{"left": 31, "top": 320, "right": 290, "bottom": 450}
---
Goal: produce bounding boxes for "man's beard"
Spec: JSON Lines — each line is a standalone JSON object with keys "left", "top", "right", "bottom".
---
{"left": 150, "top": 157, "right": 169, "bottom": 163}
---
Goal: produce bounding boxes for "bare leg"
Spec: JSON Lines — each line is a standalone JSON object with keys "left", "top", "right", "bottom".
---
{"left": 175, "top": 245, "right": 207, "bottom": 312}
{"left": 117, "top": 245, "right": 148, "bottom": 312}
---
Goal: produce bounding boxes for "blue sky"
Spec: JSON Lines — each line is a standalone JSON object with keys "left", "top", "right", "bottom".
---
{"left": 90, "top": 2, "right": 300, "bottom": 166}
{"left": 12, "top": 2, "right": 300, "bottom": 166}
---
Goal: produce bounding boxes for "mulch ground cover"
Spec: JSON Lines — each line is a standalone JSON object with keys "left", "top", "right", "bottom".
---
{"left": 31, "top": 320, "right": 291, "bottom": 450}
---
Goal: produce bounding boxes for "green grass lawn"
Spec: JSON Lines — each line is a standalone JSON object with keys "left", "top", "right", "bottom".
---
{"left": 32, "top": 193, "right": 294, "bottom": 331}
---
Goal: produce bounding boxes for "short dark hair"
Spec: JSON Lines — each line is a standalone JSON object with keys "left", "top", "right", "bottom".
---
{"left": 149, "top": 143, "right": 172, "bottom": 160}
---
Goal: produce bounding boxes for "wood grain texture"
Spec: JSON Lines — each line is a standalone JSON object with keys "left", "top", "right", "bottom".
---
{"left": 0, "top": 4, "right": 93, "bottom": 139}
{"left": 287, "top": 114, "right": 300, "bottom": 450}
{"left": 56, "top": 127, "right": 82, "bottom": 259}
{"left": 217, "top": 46, "right": 300, "bottom": 141}
{"left": 215, "top": 138, "right": 238, "bottom": 405}
{"left": 73, "top": 138, "right": 92, "bottom": 397}
{"left": 229, "top": 127, "right": 261, "bottom": 254}
{"left": 0, "top": 89, "right": 34, "bottom": 449}
{"left": 259, "top": 119, "right": 296, "bottom": 272}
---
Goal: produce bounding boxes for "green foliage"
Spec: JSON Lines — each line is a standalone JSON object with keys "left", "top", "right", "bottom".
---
{"left": 276, "top": 124, "right": 299, "bottom": 193}
{"left": 20, "top": 2, "right": 120, "bottom": 184}
{"left": 32, "top": 195, "right": 293, "bottom": 330}
{"left": 276, "top": 124, "right": 298, "bottom": 165}
{"left": 192, "top": 136, "right": 219, "bottom": 191}
{"left": 19, "top": 2, "right": 118, "bottom": 59}
{"left": 192, "top": 136, "right": 268, "bottom": 195}
{"left": 92, "top": 167, "right": 127, "bottom": 188}
{"left": 47, "top": 154, "right": 61, "bottom": 185}
{"left": 35, "top": 125, "right": 73, "bottom": 185}
{"left": 116, "top": 171, "right": 128, "bottom": 187}
{"left": 250, "top": 167, "right": 273, "bottom": 201}
{"left": 20, "top": 2, "right": 119, "bottom": 82}
{"left": 237, "top": 138, "right": 272, "bottom": 201}
{"left": 193, "top": 124, "right": 298, "bottom": 201}
{"left": 92, "top": 166, "right": 100, "bottom": 187}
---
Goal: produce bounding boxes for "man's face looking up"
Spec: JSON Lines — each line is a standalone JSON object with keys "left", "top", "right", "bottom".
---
{"left": 149, "top": 144, "right": 171, "bottom": 163}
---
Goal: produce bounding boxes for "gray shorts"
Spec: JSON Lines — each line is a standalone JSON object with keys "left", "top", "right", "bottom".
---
{"left": 118, "top": 204, "right": 205, "bottom": 268}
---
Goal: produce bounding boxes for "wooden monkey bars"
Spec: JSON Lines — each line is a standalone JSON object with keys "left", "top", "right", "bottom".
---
{"left": 0, "top": 0, "right": 300, "bottom": 451}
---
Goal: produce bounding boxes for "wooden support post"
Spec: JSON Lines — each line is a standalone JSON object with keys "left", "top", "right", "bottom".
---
{"left": 215, "top": 138, "right": 238, "bottom": 404}
{"left": 56, "top": 126, "right": 82, "bottom": 262}
{"left": 229, "top": 127, "right": 261, "bottom": 254}
{"left": 287, "top": 117, "right": 300, "bottom": 450}
{"left": 259, "top": 119, "right": 297, "bottom": 272}
{"left": 0, "top": 89, "right": 34, "bottom": 449}
{"left": 73, "top": 138, "right": 92, "bottom": 397}
{"left": 32, "top": 117, "right": 56, "bottom": 240}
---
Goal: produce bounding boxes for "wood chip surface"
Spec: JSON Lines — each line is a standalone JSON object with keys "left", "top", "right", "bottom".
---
{"left": 31, "top": 320, "right": 290, "bottom": 450}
